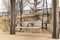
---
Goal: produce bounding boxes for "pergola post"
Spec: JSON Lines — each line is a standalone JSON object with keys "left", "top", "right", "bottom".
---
{"left": 10, "top": 0, "right": 16, "bottom": 34}
{"left": 52, "top": 0, "right": 59, "bottom": 38}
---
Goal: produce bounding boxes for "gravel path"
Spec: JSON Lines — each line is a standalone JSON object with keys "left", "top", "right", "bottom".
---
{"left": 0, "top": 32, "right": 59, "bottom": 40}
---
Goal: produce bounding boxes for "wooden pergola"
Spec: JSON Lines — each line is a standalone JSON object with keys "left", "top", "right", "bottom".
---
{"left": 10, "top": 0, "right": 59, "bottom": 39}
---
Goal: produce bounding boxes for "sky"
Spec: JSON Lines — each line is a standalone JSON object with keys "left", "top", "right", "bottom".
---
{"left": 0, "top": 0, "right": 60, "bottom": 12}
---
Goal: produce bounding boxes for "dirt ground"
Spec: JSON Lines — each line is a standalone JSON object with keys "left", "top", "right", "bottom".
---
{"left": 0, "top": 32, "right": 60, "bottom": 40}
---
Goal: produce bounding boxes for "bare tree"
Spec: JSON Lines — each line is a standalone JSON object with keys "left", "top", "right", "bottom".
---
{"left": 2, "top": 0, "right": 19, "bottom": 15}
{"left": 2, "top": 0, "right": 10, "bottom": 15}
